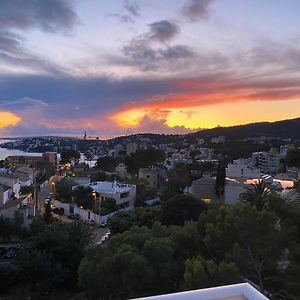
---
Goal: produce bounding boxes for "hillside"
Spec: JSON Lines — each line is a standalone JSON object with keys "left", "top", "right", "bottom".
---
{"left": 189, "top": 118, "right": 300, "bottom": 140}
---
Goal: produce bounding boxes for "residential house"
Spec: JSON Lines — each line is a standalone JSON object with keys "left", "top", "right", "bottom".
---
{"left": 139, "top": 167, "right": 166, "bottom": 189}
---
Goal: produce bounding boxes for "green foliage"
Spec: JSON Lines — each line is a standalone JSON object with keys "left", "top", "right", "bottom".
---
{"left": 215, "top": 162, "right": 226, "bottom": 199}
{"left": 61, "top": 149, "right": 81, "bottom": 164}
{"left": 20, "top": 185, "right": 35, "bottom": 195}
{"left": 0, "top": 159, "right": 6, "bottom": 168}
{"left": 0, "top": 213, "right": 27, "bottom": 241}
{"left": 100, "top": 198, "right": 117, "bottom": 216}
{"left": 184, "top": 256, "right": 240, "bottom": 290}
{"left": 135, "top": 184, "right": 157, "bottom": 207}
{"left": 286, "top": 149, "right": 300, "bottom": 168}
{"left": 28, "top": 218, "right": 92, "bottom": 286}
{"left": 35, "top": 160, "right": 55, "bottom": 182}
{"left": 161, "top": 194, "right": 206, "bottom": 226}
{"left": 124, "top": 149, "right": 165, "bottom": 174}
{"left": 72, "top": 186, "right": 95, "bottom": 210}
{"left": 55, "top": 177, "right": 76, "bottom": 203}
{"left": 198, "top": 204, "right": 286, "bottom": 291}
{"left": 43, "top": 201, "right": 53, "bottom": 224}
{"left": 109, "top": 206, "right": 162, "bottom": 235}
{"left": 17, "top": 249, "right": 67, "bottom": 292}
{"left": 79, "top": 224, "right": 181, "bottom": 299}
{"left": 96, "top": 156, "right": 117, "bottom": 172}
{"left": 239, "top": 180, "right": 271, "bottom": 211}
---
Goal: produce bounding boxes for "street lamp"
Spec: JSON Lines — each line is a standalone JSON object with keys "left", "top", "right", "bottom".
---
{"left": 92, "top": 191, "right": 101, "bottom": 224}
{"left": 51, "top": 182, "right": 56, "bottom": 198}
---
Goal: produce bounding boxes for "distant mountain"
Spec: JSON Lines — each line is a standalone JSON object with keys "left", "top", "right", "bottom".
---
{"left": 189, "top": 118, "right": 300, "bottom": 140}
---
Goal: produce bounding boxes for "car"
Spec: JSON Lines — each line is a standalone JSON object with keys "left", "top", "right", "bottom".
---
{"left": 68, "top": 213, "right": 80, "bottom": 220}
{"left": 84, "top": 219, "right": 95, "bottom": 226}
{"left": 100, "top": 222, "right": 107, "bottom": 228}
{"left": 52, "top": 207, "right": 64, "bottom": 215}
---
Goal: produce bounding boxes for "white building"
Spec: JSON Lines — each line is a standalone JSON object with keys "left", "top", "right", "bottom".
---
{"left": 132, "top": 283, "right": 269, "bottom": 300}
{"left": 89, "top": 181, "right": 136, "bottom": 208}
{"left": 252, "top": 152, "right": 280, "bottom": 175}
{"left": 226, "top": 159, "right": 262, "bottom": 179}
{"left": 0, "top": 194, "right": 35, "bottom": 227}
{"left": 0, "top": 174, "right": 20, "bottom": 198}
{"left": 165, "top": 153, "right": 192, "bottom": 170}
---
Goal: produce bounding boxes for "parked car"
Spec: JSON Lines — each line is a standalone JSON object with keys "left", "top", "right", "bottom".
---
{"left": 84, "top": 219, "right": 95, "bottom": 226}
{"left": 68, "top": 213, "right": 80, "bottom": 220}
{"left": 100, "top": 222, "right": 107, "bottom": 228}
{"left": 52, "top": 207, "right": 64, "bottom": 215}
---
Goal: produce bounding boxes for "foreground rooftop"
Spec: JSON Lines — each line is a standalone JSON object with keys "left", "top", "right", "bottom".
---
{"left": 132, "top": 283, "right": 269, "bottom": 300}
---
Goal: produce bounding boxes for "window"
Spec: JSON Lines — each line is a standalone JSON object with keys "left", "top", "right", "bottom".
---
{"left": 121, "top": 192, "right": 129, "bottom": 198}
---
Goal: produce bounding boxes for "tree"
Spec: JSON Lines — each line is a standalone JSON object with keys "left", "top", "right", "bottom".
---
{"left": 29, "top": 219, "right": 92, "bottom": 286}
{"left": 0, "top": 159, "right": 6, "bottom": 168}
{"left": 18, "top": 156, "right": 26, "bottom": 165}
{"left": 79, "top": 225, "right": 181, "bottom": 299}
{"left": 198, "top": 204, "right": 286, "bottom": 292}
{"left": 35, "top": 160, "right": 55, "bottom": 183}
{"left": 184, "top": 256, "right": 240, "bottom": 290}
{"left": 108, "top": 206, "right": 161, "bottom": 235}
{"left": 239, "top": 180, "right": 270, "bottom": 211}
{"left": 161, "top": 194, "right": 206, "bottom": 226}
{"left": 60, "top": 149, "right": 81, "bottom": 164}
{"left": 55, "top": 177, "right": 76, "bottom": 203}
{"left": 286, "top": 149, "right": 300, "bottom": 168}
{"left": 96, "top": 156, "right": 116, "bottom": 172}
{"left": 100, "top": 198, "right": 117, "bottom": 215}
{"left": 72, "top": 186, "right": 95, "bottom": 210}
{"left": 215, "top": 162, "right": 226, "bottom": 200}
{"left": 18, "top": 249, "right": 66, "bottom": 292}
{"left": 84, "top": 151, "right": 94, "bottom": 168}
{"left": 43, "top": 201, "right": 53, "bottom": 224}
{"left": 125, "top": 149, "right": 165, "bottom": 174}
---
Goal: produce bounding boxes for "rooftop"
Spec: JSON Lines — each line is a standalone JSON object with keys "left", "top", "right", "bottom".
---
{"left": 132, "top": 283, "right": 269, "bottom": 300}
{"left": 89, "top": 181, "right": 135, "bottom": 194}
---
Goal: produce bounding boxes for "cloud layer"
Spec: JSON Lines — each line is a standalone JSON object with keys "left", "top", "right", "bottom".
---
{"left": 0, "top": 0, "right": 300, "bottom": 137}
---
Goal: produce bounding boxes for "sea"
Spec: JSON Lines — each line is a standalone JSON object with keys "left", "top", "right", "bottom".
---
{"left": 0, "top": 140, "right": 42, "bottom": 161}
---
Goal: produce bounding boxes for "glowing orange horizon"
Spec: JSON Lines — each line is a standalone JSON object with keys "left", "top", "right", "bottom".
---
{"left": 110, "top": 84, "right": 300, "bottom": 130}
{"left": 0, "top": 111, "right": 21, "bottom": 128}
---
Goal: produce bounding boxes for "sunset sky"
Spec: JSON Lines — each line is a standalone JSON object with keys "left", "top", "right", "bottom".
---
{"left": 1, "top": 0, "right": 300, "bottom": 138}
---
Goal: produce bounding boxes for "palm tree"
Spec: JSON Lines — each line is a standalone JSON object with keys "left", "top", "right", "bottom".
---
{"left": 240, "top": 180, "right": 270, "bottom": 211}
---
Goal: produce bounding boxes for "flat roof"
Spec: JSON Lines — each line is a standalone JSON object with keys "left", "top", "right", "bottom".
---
{"left": 131, "top": 283, "right": 269, "bottom": 300}
{"left": 90, "top": 181, "right": 135, "bottom": 194}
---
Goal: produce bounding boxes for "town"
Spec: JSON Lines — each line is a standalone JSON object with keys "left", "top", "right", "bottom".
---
{"left": 0, "top": 119, "right": 300, "bottom": 299}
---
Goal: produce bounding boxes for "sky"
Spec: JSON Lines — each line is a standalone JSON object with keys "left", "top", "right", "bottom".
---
{"left": 1, "top": 0, "right": 300, "bottom": 138}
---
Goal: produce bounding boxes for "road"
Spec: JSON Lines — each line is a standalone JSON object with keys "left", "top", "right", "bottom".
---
{"left": 37, "top": 175, "right": 60, "bottom": 213}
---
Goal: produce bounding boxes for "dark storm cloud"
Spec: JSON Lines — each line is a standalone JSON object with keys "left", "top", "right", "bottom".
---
{"left": 0, "top": 0, "right": 78, "bottom": 75}
{"left": 0, "top": 75, "right": 170, "bottom": 119}
{"left": 147, "top": 20, "right": 180, "bottom": 43}
{"left": 182, "top": 0, "right": 214, "bottom": 22}
{"left": 0, "top": 0, "right": 78, "bottom": 33}
{"left": 121, "top": 19, "right": 190, "bottom": 69}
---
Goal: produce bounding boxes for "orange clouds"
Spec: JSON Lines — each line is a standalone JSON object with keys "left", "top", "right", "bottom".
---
{"left": 0, "top": 111, "right": 21, "bottom": 128}
{"left": 110, "top": 77, "right": 300, "bottom": 130}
